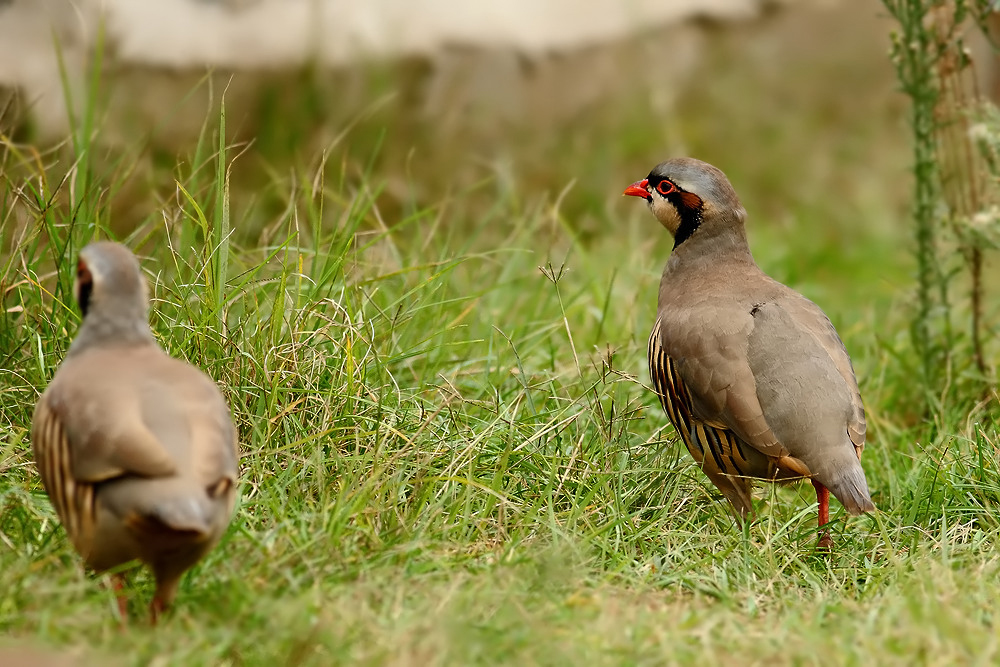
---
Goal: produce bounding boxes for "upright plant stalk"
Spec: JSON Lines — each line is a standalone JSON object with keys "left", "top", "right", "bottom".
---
{"left": 885, "top": 0, "right": 998, "bottom": 404}
{"left": 885, "top": 0, "right": 950, "bottom": 389}
{"left": 933, "top": 6, "right": 988, "bottom": 377}
{"left": 213, "top": 97, "right": 231, "bottom": 332}
{"left": 970, "top": 247, "right": 984, "bottom": 373}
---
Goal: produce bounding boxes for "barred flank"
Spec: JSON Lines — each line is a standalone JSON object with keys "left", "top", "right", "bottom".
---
{"left": 31, "top": 400, "right": 96, "bottom": 554}
{"left": 647, "top": 318, "right": 754, "bottom": 480}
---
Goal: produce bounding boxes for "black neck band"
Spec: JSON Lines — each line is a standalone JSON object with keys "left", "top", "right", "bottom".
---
{"left": 671, "top": 197, "right": 703, "bottom": 248}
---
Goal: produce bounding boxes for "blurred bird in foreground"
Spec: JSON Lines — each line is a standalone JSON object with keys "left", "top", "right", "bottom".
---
{"left": 31, "top": 241, "right": 239, "bottom": 623}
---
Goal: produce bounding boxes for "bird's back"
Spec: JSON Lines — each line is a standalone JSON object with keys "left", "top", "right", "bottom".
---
{"left": 32, "top": 343, "right": 238, "bottom": 571}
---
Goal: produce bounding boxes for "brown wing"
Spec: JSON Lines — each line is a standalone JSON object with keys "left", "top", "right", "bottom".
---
{"left": 30, "top": 396, "right": 97, "bottom": 557}
{"left": 655, "top": 305, "right": 790, "bottom": 460}
{"left": 31, "top": 348, "right": 183, "bottom": 559}
{"left": 42, "top": 348, "right": 180, "bottom": 485}
{"left": 648, "top": 317, "right": 769, "bottom": 518}
{"left": 778, "top": 296, "right": 866, "bottom": 456}
{"left": 136, "top": 350, "right": 240, "bottom": 493}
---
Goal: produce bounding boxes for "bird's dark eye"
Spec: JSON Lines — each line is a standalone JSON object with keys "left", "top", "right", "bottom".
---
{"left": 76, "top": 260, "right": 93, "bottom": 317}
{"left": 656, "top": 180, "right": 676, "bottom": 196}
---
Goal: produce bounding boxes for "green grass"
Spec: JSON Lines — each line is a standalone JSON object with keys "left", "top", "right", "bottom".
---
{"left": 2, "top": 13, "right": 1000, "bottom": 664}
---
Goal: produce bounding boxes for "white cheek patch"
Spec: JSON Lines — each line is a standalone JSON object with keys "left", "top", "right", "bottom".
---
{"left": 653, "top": 199, "right": 682, "bottom": 236}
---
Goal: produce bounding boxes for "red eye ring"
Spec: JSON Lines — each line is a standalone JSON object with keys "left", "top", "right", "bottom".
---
{"left": 656, "top": 180, "right": 676, "bottom": 196}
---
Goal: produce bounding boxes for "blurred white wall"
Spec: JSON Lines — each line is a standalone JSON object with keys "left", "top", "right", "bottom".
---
{"left": 104, "top": 0, "right": 761, "bottom": 65}
{"left": 0, "top": 0, "right": 805, "bottom": 137}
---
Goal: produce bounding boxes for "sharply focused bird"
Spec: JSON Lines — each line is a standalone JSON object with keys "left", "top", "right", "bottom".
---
{"left": 31, "top": 241, "right": 239, "bottom": 622}
{"left": 624, "top": 158, "right": 874, "bottom": 547}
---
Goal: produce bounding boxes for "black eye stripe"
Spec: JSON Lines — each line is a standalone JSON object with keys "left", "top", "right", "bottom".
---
{"left": 76, "top": 261, "right": 94, "bottom": 317}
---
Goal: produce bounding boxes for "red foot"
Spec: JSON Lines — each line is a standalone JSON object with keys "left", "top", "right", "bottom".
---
{"left": 813, "top": 479, "right": 832, "bottom": 552}
{"left": 817, "top": 532, "right": 834, "bottom": 551}
{"left": 111, "top": 574, "right": 128, "bottom": 627}
{"left": 150, "top": 597, "right": 165, "bottom": 625}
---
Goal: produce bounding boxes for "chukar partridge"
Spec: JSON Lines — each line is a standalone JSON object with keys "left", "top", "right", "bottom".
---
{"left": 624, "top": 158, "right": 874, "bottom": 547}
{"left": 31, "top": 241, "right": 238, "bottom": 621}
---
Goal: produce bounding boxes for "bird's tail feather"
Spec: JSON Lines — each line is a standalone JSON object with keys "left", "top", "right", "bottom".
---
{"left": 828, "top": 464, "right": 875, "bottom": 515}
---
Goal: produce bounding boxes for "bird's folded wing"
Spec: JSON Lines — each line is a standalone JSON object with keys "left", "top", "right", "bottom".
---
{"left": 49, "top": 387, "right": 178, "bottom": 484}
{"left": 654, "top": 309, "right": 790, "bottom": 459}
{"left": 189, "top": 405, "right": 240, "bottom": 492}
{"left": 31, "top": 398, "right": 96, "bottom": 546}
{"left": 79, "top": 419, "right": 178, "bottom": 481}
{"left": 777, "top": 296, "right": 867, "bottom": 453}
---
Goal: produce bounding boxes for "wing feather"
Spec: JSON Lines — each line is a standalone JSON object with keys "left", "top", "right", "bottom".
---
{"left": 31, "top": 397, "right": 97, "bottom": 556}
{"left": 655, "top": 307, "right": 789, "bottom": 459}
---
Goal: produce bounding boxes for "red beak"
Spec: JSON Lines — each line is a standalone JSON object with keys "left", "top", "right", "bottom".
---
{"left": 623, "top": 179, "right": 650, "bottom": 200}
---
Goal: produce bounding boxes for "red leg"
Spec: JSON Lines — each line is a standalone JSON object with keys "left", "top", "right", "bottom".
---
{"left": 111, "top": 574, "right": 129, "bottom": 627}
{"left": 150, "top": 596, "right": 165, "bottom": 626}
{"left": 813, "top": 479, "right": 833, "bottom": 550}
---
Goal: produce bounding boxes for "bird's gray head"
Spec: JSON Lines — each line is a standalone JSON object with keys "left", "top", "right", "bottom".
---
{"left": 71, "top": 241, "right": 153, "bottom": 352}
{"left": 623, "top": 157, "right": 746, "bottom": 248}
